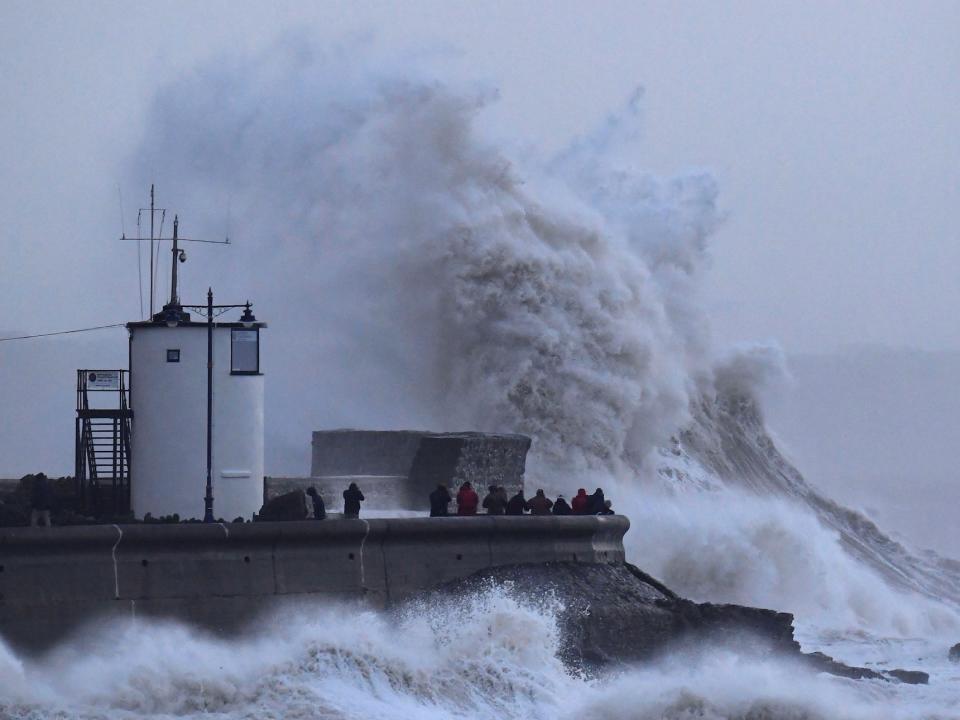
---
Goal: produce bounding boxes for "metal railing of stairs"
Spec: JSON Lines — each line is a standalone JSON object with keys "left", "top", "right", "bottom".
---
{"left": 75, "top": 370, "right": 132, "bottom": 517}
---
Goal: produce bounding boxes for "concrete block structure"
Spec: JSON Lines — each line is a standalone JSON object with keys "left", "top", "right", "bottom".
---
{"left": 270, "top": 429, "right": 531, "bottom": 511}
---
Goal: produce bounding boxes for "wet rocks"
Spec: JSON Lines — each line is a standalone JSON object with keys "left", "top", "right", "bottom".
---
{"left": 949, "top": 642, "right": 960, "bottom": 662}
{"left": 886, "top": 668, "right": 930, "bottom": 684}
{"left": 434, "top": 561, "right": 928, "bottom": 684}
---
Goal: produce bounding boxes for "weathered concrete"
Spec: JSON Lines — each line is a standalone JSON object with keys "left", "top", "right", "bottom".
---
{"left": 267, "top": 475, "right": 408, "bottom": 511}
{"left": 303, "top": 430, "right": 531, "bottom": 509}
{"left": 407, "top": 433, "right": 530, "bottom": 507}
{"left": 311, "top": 430, "right": 425, "bottom": 477}
{"left": 0, "top": 515, "right": 626, "bottom": 654}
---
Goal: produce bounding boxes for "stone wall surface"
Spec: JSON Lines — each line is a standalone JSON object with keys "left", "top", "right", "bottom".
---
{"left": 302, "top": 430, "right": 532, "bottom": 510}
{"left": 0, "top": 515, "right": 626, "bottom": 653}
{"left": 266, "top": 475, "right": 407, "bottom": 511}
{"left": 310, "top": 430, "right": 427, "bottom": 477}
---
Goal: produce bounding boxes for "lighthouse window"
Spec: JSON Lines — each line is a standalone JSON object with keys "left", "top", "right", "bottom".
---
{"left": 166, "top": 349, "right": 180, "bottom": 363}
{"left": 231, "top": 328, "right": 259, "bottom": 374}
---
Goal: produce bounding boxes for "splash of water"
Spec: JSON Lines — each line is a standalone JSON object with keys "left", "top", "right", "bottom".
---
{"left": 2, "top": 590, "right": 953, "bottom": 720}
{"left": 124, "top": 35, "right": 960, "bottom": 647}
{"left": 130, "top": 37, "right": 727, "bottom": 481}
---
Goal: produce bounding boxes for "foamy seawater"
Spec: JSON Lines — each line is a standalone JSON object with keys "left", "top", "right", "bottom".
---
{"left": 2, "top": 587, "right": 958, "bottom": 720}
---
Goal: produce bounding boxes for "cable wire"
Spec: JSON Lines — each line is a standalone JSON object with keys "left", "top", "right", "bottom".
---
{"left": 0, "top": 323, "right": 126, "bottom": 343}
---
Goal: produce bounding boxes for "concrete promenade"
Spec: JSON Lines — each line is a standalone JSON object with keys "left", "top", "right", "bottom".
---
{"left": 0, "top": 515, "right": 627, "bottom": 653}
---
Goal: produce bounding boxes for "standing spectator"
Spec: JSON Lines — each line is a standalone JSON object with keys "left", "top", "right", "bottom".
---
{"left": 342, "top": 482, "right": 365, "bottom": 519}
{"left": 30, "top": 474, "right": 53, "bottom": 527}
{"left": 506, "top": 490, "right": 529, "bottom": 515}
{"left": 482, "top": 485, "right": 507, "bottom": 515}
{"left": 527, "top": 489, "right": 554, "bottom": 515}
{"left": 306, "top": 486, "right": 326, "bottom": 520}
{"left": 456, "top": 482, "right": 479, "bottom": 515}
{"left": 429, "top": 484, "right": 452, "bottom": 517}
{"left": 571, "top": 488, "right": 590, "bottom": 515}
{"left": 552, "top": 495, "right": 572, "bottom": 515}
{"left": 586, "top": 488, "right": 606, "bottom": 515}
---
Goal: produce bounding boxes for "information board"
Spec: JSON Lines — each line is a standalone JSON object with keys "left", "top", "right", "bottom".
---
{"left": 86, "top": 370, "right": 120, "bottom": 390}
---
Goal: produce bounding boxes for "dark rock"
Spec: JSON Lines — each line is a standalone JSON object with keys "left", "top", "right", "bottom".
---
{"left": 429, "top": 561, "right": 911, "bottom": 683}
{"left": 886, "top": 669, "right": 929, "bottom": 685}
{"left": 431, "top": 561, "right": 802, "bottom": 671}
{"left": 256, "top": 490, "right": 307, "bottom": 521}
{"left": 949, "top": 642, "right": 960, "bottom": 662}
{"left": 802, "top": 651, "right": 883, "bottom": 681}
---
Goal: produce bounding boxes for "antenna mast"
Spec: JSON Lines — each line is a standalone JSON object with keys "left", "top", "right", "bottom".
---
{"left": 149, "top": 184, "right": 155, "bottom": 318}
{"left": 169, "top": 215, "right": 181, "bottom": 306}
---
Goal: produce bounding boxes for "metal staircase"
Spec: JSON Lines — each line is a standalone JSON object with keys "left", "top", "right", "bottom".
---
{"left": 75, "top": 370, "right": 132, "bottom": 516}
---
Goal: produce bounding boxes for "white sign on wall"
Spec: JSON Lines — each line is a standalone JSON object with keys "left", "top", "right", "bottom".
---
{"left": 87, "top": 370, "right": 120, "bottom": 390}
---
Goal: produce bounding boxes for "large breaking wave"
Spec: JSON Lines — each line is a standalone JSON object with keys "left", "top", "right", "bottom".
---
{"left": 100, "top": 35, "right": 960, "bottom": 716}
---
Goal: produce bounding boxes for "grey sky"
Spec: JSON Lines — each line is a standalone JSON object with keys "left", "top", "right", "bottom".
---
{"left": 1, "top": 1, "right": 958, "bottom": 551}
{"left": 2, "top": 1, "right": 958, "bottom": 353}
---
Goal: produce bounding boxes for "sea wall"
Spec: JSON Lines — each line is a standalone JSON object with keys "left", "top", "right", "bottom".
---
{"left": 0, "top": 515, "right": 626, "bottom": 653}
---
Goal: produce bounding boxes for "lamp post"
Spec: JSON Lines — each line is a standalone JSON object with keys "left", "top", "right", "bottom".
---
{"left": 181, "top": 290, "right": 256, "bottom": 523}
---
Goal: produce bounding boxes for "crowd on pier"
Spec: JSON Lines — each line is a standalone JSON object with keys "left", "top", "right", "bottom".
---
{"left": 430, "top": 482, "right": 615, "bottom": 517}
{"left": 302, "top": 481, "right": 615, "bottom": 520}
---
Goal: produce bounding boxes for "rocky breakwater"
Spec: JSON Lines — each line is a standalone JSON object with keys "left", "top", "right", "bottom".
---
{"left": 428, "top": 561, "right": 929, "bottom": 684}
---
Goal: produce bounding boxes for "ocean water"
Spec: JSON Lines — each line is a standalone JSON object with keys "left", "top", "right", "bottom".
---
{"left": 2, "top": 581, "right": 958, "bottom": 719}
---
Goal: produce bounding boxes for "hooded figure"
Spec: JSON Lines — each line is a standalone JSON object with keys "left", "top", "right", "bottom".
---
{"left": 526, "top": 489, "right": 554, "bottom": 516}
{"left": 506, "top": 491, "right": 529, "bottom": 516}
{"left": 429, "top": 484, "right": 452, "bottom": 517}
{"left": 552, "top": 495, "right": 572, "bottom": 516}
{"left": 306, "top": 486, "right": 326, "bottom": 520}
{"left": 571, "top": 488, "right": 589, "bottom": 515}
{"left": 482, "top": 485, "right": 507, "bottom": 515}
{"left": 342, "top": 483, "right": 365, "bottom": 519}
{"left": 456, "top": 482, "right": 479, "bottom": 516}
{"left": 29, "top": 474, "right": 53, "bottom": 527}
{"left": 586, "top": 488, "right": 606, "bottom": 515}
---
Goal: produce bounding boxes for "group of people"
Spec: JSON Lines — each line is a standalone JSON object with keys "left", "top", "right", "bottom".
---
{"left": 303, "top": 481, "right": 614, "bottom": 520}
{"left": 305, "top": 482, "right": 364, "bottom": 520}
{"left": 429, "top": 482, "right": 614, "bottom": 517}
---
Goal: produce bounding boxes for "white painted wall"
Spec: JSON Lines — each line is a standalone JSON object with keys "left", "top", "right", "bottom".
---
{"left": 129, "top": 324, "right": 264, "bottom": 521}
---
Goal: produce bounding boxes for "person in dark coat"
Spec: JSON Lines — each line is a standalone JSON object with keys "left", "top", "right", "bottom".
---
{"left": 552, "top": 495, "right": 572, "bottom": 515}
{"left": 506, "top": 490, "right": 528, "bottom": 515}
{"left": 342, "top": 482, "right": 365, "bottom": 519}
{"left": 482, "top": 485, "right": 507, "bottom": 515}
{"left": 586, "top": 488, "right": 606, "bottom": 515}
{"left": 306, "top": 486, "right": 326, "bottom": 520}
{"left": 429, "top": 484, "right": 452, "bottom": 517}
{"left": 30, "top": 474, "right": 53, "bottom": 527}
{"left": 456, "top": 482, "right": 479, "bottom": 516}
{"left": 571, "top": 488, "right": 589, "bottom": 514}
{"left": 526, "top": 489, "right": 554, "bottom": 515}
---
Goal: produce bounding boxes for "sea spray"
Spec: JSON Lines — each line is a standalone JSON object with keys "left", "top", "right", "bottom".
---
{"left": 129, "top": 37, "right": 722, "bottom": 482}
{"left": 619, "top": 486, "right": 960, "bottom": 638}
{"left": 100, "top": 35, "right": 960, "bottom": 718}
{"left": 2, "top": 592, "right": 953, "bottom": 720}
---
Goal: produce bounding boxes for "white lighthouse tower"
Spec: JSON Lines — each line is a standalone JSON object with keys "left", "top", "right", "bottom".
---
{"left": 127, "top": 214, "right": 266, "bottom": 521}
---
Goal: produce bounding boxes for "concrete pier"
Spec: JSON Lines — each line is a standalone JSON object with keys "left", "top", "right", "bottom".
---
{"left": 0, "top": 515, "right": 627, "bottom": 653}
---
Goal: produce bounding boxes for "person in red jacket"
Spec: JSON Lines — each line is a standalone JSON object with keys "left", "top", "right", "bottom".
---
{"left": 571, "top": 488, "right": 589, "bottom": 514}
{"left": 456, "top": 481, "right": 479, "bottom": 516}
